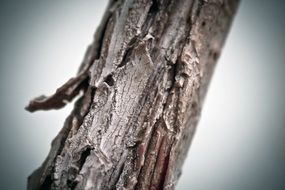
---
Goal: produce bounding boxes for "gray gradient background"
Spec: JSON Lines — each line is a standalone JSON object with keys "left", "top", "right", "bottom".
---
{"left": 0, "top": 1, "right": 284, "bottom": 189}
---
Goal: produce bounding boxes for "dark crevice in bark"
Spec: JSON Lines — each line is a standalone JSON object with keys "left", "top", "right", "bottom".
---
{"left": 41, "top": 174, "right": 52, "bottom": 190}
{"left": 196, "top": 0, "right": 205, "bottom": 18}
{"left": 78, "top": 147, "right": 93, "bottom": 170}
{"left": 149, "top": 0, "right": 159, "bottom": 14}
{"left": 109, "top": 154, "right": 126, "bottom": 188}
{"left": 65, "top": 146, "right": 94, "bottom": 189}
{"left": 158, "top": 152, "right": 170, "bottom": 189}
{"left": 104, "top": 74, "right": 115, "bottom": 86}
{"left": 149, "top": 134, "right": 165, "bottom": 189}
{"left": 67, "top": 178, "right": 78, "bottom": 190}
{"left": 140, "top": 0, "right": 159, "bottom": 37}
{"left": 169, "top": 63, "right": 178, "bottom": 92}
{"left": 118, "top": 45, "right": 134, "bottom": 68}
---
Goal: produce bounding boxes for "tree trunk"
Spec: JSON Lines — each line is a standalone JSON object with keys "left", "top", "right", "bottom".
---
{"left": 26, "top": 0, "right": 239, "bottom": 189}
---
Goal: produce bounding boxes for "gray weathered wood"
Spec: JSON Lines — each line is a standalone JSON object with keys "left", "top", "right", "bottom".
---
{"left": 26, "top": 0, "right": 239, "bottom": 189}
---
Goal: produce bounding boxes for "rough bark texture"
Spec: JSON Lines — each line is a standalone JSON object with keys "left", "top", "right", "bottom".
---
{"left": 26, "top": 0, "right": 239, "bottom": 189}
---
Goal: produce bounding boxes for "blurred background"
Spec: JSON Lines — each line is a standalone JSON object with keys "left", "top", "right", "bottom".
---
{"left": 0, "top": 0, "right": 284, "bottom": 189}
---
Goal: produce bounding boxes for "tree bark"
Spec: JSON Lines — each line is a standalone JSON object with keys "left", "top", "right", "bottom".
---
{"left": 26, "top": 0, "right": 239, "bottom": 189}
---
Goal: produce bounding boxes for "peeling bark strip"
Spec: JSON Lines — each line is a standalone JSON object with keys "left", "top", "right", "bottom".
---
{"left": 27, "top": 0, "right": 239, "bottom": 189}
